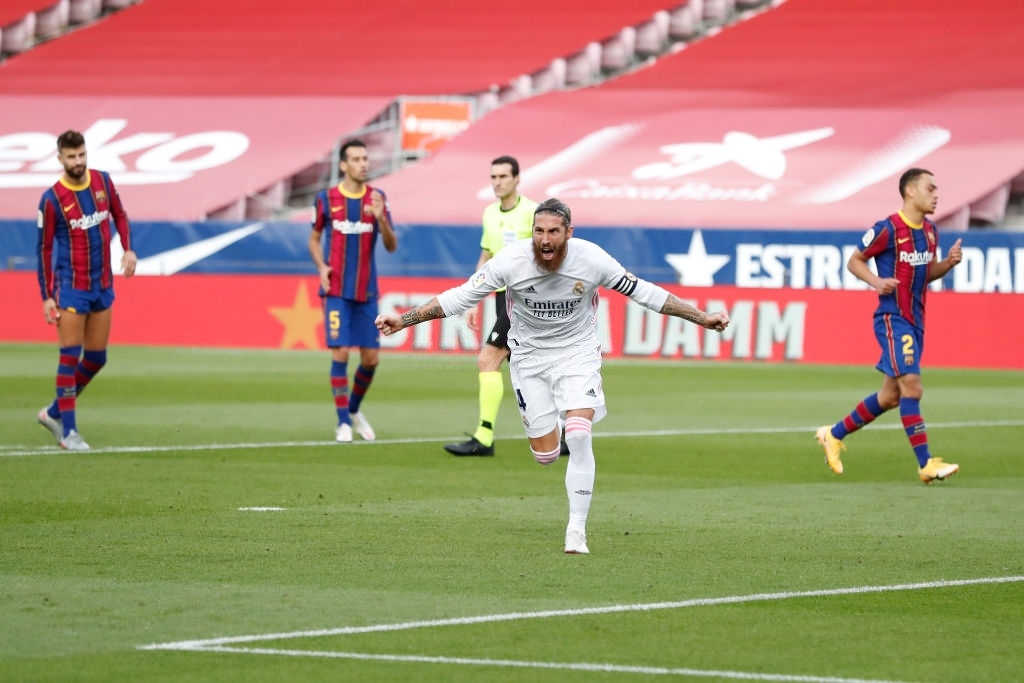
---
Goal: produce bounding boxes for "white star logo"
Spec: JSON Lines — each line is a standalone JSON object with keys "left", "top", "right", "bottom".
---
{"left": 664, "top": 230, "right": 730, "bottom": 287}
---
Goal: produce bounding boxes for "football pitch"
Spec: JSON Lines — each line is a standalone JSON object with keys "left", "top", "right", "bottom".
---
{"left": 1, "top": 343, "right": 1022, "bottom": 683}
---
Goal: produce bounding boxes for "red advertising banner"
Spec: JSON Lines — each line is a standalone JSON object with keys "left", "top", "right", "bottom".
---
{"left": 1, "top": 272, "right": 1019, "bottom": 369}
{"left": 380, "top": 90, "right": 1024, "bottom": 230}
{"left": 0, "top": 96, "right": 388, "bottom": 220}
{"left": 399, "top": 100, "right": 473, "bottom": 154}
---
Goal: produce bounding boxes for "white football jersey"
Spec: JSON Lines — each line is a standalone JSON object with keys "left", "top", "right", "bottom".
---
{"left": 438, "top": 237, "right": 668, "bottom": 352}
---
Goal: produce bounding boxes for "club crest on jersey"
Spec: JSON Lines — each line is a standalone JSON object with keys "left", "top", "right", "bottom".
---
{"left": 573, "top": 281, "right": 584, "bottom": 296}
{"left": 95, "top": 190, "right": 107, "bottom": 205}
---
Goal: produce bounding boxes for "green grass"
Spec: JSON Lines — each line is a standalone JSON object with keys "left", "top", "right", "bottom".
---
{"left": 1, "top": 343, "right": 1022, "bottom": 682}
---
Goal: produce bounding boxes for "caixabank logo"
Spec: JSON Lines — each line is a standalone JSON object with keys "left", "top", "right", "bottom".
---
{"left": 0, "top": 119, "right": 249, "bottom": 187}
{"left": 533, "top": 124, "right": 953, "bottom": 207}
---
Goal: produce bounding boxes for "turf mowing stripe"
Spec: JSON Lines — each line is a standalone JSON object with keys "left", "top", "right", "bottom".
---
{"left": 175, "top": 646, "right": 915, "bottom": 683}
{"left": 5, "top": 420, "right": 1024, "bottom": 457}
{"left": 140, "top": 575, "right": 1024, "bottom": 650}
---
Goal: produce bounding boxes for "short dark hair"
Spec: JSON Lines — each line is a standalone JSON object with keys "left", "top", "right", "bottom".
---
{"left": 56, "top": 130, "right": 85, "bottom": 151}
{"left": 899, "top": 168, "right": 932, "bottom": 198}
{"left": 339, "top": 139, "right": 367, "bottom": 163}
{"left": 534, "top": 197, "right": 571, "bottom": 227}
{"left": 491, "top": 155, "right": 520, "bottom": 177}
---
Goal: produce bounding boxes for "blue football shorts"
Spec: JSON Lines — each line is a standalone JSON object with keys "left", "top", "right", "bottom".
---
{"left": 874, "top": 313, "right": 924, "bottom": 377}
{"left": 323, "top": 296, "right": 380, "bottom": 349}
{"left": 55, "top": 284, "right": 115, "bottom": 315}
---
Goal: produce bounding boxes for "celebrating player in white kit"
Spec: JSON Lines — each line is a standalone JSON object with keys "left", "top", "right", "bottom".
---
{"left": 376, "top": 198, "right": 730, "bottom": 554}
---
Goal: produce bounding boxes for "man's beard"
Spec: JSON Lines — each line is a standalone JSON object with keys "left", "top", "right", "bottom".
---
{"left": 66, "top": 165, "right": 86, "bottom": 180}
{"left": 532, "top": 241, "right": 568, "bottom": 272}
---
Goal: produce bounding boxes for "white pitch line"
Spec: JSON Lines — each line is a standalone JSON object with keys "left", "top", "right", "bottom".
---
{"left": 4, "top": 420, "right": 1023, "bottom": 458}
{"left": 139, "top": 576, "right": 1024, "bottom": 683}
{"left": 139, "top": 575, "right": 1024, "bottom": 651}
{"left": 178, "top": 646, "right": 912, "bottom": 683}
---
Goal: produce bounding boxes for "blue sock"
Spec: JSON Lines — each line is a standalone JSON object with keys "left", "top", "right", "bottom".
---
{"left": 55, "top": 345, "right": 82, "bottom": 435}
{"left": 330, "top": 360, "right": 350, "bottom": 425}
{"left": 899, "top": 397, "right": 931, "bottom": 468}
{"left": 832, "top": 393, "right": 886, "bottom": 439}
{"left": 348, "top": 365, "right": 375, "bottom": 415}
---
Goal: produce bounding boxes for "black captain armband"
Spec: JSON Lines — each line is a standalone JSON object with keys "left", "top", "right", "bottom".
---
{"left": 611, "top": 272, "right": 638, "bottom": 296}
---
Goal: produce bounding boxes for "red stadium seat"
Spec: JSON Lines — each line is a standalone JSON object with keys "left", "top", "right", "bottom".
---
{"left": 600, "top": 27, "right": 637, "bottom": 73}
{"left": 635, "top": 11, "right": 670, "bottom": 58}
{"left": 531, "top": 59, "right": 567, "bottom": 96}
{"left": 668, "top": 1, "right": 702, "bottom": 41}
{"left": 969, "top": 182, "right": 1011, "bottom": 226}
{"left": 34, "top": 0, "right": 68, "bottom": 40}
{"left": 474, "top": 90, "right": 501, "bottom": 117}
{"left": 206, "top": 198, "right": 246, "bottom": 222}
{"left": 245, "top": 179, "right": 290, "bottom": 221}
{"left": 67, "top": 0, "right": 100, "bottom": 24}
{"left": 1011, "top": 172, "right": 1024, "bottom": 195}
{"left": 565, "top": 43, "right": 602, "bottom": 87}
{"left": 937, "top": 205, "right": 970, "bottom": 231}
{"left": 1, "top": 13, "right": 35, "bottom": 54}
{"left": 703, "top": 0, "right": 735, "bottom": 23}
{"left": 497, "top": 75, "right": 532, "bottom": 106}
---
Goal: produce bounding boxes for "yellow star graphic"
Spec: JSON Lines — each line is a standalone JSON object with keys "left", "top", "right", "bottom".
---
{"left": 270, "top": 281, "right": 323, "bottom": 350}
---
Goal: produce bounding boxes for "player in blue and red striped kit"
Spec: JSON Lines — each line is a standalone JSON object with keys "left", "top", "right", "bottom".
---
{"left": 816, "top": 168, "right": 963, "bottom": 483}
{"left": 308, "top": 139, "right": 398, "bottom": 443}
{"left": 36, "top": 130, "right": 137, "bottom": 451}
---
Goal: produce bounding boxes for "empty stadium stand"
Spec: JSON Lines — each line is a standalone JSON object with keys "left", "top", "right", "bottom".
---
{"left": 2, "top": 0, "right": 1022, "bottom": 228}
{"left": 1, "top": 1, "right": 57, "bottom": 55}
{"left": 0, "top": 0, "right": 696, "bottom": 96}
{"left": 0, "top": 0, "right": 737, "bottom": 219}
{"left": 375, "top": 0, "right": 1024, "bottom": 230}
{"left": 608, "top": 0, "right": 1024, "bottom": 106}
{"left": 0, "top": 0, "right": 754, "bottom": 220}
{"left": 598, "top": 0, "right": 1024, "bottom": 228}
{"left": 0, "top": 0, "right": 142, "bottom": 57}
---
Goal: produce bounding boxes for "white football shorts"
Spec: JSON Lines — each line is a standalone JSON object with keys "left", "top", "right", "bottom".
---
{"left": 509, "top": 344, "right": 607, "bottom": 438}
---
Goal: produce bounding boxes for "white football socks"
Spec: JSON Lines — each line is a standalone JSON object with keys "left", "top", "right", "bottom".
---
{"left": 563, "top": 416, "right": 594, "bottom": 532}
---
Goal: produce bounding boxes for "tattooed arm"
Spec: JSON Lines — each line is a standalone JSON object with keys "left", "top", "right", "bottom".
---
{"left": 376, "top": 298, "right": 446, "bottom": 336}
{"left": 615, "top": 270, "right": 730, "bottom": 332}
{"left": 661, "top": 293, "right": 729, "bottom": 331}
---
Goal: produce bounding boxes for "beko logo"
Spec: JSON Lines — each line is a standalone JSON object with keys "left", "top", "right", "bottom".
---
{"left": 0, "top": 119, "right": 249, "bottom": 187}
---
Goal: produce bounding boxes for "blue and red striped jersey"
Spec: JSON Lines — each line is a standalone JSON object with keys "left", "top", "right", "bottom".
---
{"left": 859, "top": 211, "right": 938, "bottom": 330}
{"left": 36, "top": 169, "right": 132, "bottom": 301}
{"left": 311, "top": 184, "right": 391, "bottom": 301}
